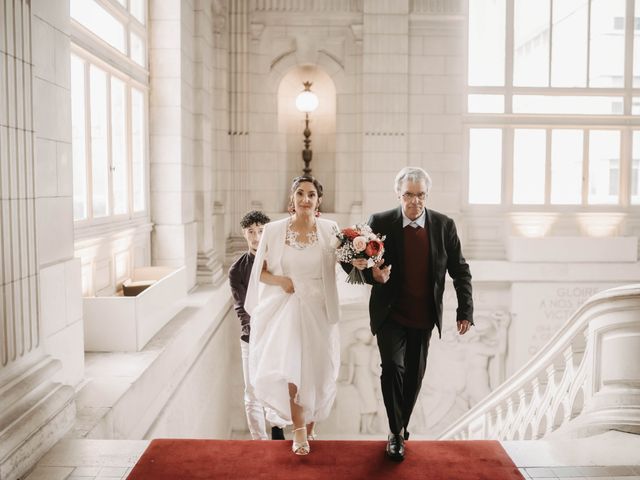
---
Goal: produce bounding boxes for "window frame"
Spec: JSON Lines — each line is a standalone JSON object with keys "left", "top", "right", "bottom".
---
{"left": 70, "top": 0, "right": 148, "bottom": 81}
{"left": 465, "top": 0, "right": 640, "bottom": 211}
{"left": 70, "top": 0, "right": 149, "bottom": 230}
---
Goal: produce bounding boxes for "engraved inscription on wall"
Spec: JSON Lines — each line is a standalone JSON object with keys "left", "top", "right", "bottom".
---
{"left": 509, "top": 283, "right": 616, "bottom": 375}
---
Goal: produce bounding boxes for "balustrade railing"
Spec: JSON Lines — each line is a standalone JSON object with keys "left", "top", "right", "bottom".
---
{"left": 439, "top": 284, "right": 640, "bottom": 440}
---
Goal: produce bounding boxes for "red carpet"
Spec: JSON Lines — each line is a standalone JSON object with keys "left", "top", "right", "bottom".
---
{"left": 127, "top": 439, "right": 524, "bottom": 479}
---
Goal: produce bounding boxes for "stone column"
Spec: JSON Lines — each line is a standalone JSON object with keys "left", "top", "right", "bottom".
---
{"left": 1, "top": 1, "right": 77, "bottom": 479}
{"left": 211, "top": 1, "right": 232, "bottom": 264}
{"left": 1, "top": 0, "right": 39, "bottom": 369}
{"left": 228, "top": 0, "right": 250, "bottom": 235}
{"left": 194, "top": 0, "right": 223, "bottom": 284}
{"left": 361, "top": 0, "right": 410, "bottom": 215}
{"left": 581, "top": 288, "right": 640, "bottom": 435}
{"left": 149, "top": 0, "right": 199, "bottom": 289}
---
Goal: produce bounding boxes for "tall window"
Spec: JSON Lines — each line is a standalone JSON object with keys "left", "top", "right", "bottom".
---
{"left": 70, "top": 0, "right": 148, "bottom": 223}
{"left": 467, "top": 0, "right": 639, "bottom": 207}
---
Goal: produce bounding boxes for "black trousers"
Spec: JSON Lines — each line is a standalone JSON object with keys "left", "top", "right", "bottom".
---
{"left": 376, "top": 318, "right": 434, "bottom": 435}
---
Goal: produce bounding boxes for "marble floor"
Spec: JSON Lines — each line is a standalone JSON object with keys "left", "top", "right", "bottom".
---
{"left": 23, "top": 430, "right": 640, "bottom": 480}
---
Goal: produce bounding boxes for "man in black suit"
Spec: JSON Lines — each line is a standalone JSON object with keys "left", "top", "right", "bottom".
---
{"left": 349, "top": 167, "right": 473, "bottom": 461}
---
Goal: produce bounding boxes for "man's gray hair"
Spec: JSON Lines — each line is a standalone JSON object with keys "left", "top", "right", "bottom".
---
{"left": 394, "top": 167, "right": 432, "bottom": 194}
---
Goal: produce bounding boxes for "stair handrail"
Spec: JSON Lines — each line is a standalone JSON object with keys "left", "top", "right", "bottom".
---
{"left": 438, "top": 283, "right": 640, "bottom": 440}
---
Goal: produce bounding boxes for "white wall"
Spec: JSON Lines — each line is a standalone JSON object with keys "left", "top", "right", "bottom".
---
{"left": 149, "top": 0, "right": 227, "bottom": 287}
{"left": 32, "top": 0, "right": 84, "bottom": 387}
{"left": 146, "top": 310, "right": 236, "bottom": 439}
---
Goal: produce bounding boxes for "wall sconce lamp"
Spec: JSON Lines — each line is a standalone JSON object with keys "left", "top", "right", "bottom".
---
{"left": 295, "top": 81, "right": 319, "bottom": 176}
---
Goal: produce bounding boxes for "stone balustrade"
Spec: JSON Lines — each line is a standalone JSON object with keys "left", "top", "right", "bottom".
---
{"left": 439, "top": 284, "right": 640, "bottom": 440}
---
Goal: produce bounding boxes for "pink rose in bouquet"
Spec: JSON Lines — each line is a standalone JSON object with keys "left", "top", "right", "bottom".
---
{"left": 352, "top": 236, "right": 368, "bottom": 253}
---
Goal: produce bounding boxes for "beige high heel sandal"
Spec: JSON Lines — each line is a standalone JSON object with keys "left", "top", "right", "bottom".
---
{"left": 292, "top": 427, "right": 310, "bottom": 455}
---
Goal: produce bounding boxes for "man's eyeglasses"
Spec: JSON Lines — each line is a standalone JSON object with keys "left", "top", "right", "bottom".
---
{"left": 401, "top": 192, "right": 427, "bottom": 201}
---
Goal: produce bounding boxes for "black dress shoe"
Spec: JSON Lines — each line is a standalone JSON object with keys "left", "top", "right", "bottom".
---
{"left": 403, "top": 429, "right": 410, "bottom": 441}
{"left": 271, "top": 426, "right": 285, "bottom": 440}
{"left": 386, "top": 433, "right": 405, "bottom": 462}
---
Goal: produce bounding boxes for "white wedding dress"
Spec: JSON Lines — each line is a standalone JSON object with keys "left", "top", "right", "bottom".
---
{"left": 248, "top": 229, "right": 340, "bottom": 426}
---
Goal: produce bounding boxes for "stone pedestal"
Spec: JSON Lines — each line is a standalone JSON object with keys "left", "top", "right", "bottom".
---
{"left": 579, "top": 293, "right": 640, "bottom": 436}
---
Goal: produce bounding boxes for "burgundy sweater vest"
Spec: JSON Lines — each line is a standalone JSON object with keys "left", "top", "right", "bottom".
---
{"left": 390, "top": 225, "right": 435, "bottom": 330}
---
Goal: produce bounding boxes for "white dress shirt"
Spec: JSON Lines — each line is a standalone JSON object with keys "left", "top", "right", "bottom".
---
{"left": 402, "top": 208, "right": 426, "bottom": 228}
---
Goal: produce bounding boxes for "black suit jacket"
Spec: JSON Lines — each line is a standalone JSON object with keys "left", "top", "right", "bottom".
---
{"left": 349, "top": 207, "right": 473, "bottom": 337}
{"left": 228, "top": 251, "right": 254, "bottom": 343}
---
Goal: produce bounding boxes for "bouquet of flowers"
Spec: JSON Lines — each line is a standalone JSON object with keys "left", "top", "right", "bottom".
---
{"left": 333, "top": 223, "right": 385, "bottom": 284}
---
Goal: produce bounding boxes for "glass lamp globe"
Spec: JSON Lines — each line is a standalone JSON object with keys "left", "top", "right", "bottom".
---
{"left": 295, "top": 89, "right": 319, "bottom": 113}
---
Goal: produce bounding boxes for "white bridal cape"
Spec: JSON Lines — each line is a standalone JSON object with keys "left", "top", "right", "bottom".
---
{"left": 245, "top": 217, "right": 341, "bottom": 425}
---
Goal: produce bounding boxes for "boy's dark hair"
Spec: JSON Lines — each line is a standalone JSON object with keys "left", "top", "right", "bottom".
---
{"left": 240, "top": 210, "right": 271, "bottom": 229}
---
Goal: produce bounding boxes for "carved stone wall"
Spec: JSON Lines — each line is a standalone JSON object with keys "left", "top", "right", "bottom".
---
{"left": 322, "top": 302, "right": 510, "bottom": 437}
{"left": 411, "top": 0, "right": 464, "bottom": 15}
{"left": 251, "top": 0, "right": 362, "bottom": 12}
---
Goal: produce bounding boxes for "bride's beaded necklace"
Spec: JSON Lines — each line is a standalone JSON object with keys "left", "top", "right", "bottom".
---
{"left": 286, "top": 219, "right": 318, "bottom": 250}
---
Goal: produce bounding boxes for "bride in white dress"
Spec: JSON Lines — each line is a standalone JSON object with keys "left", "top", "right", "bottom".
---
{"left": 245, "top": 176, "right": 340, "bottom": 456}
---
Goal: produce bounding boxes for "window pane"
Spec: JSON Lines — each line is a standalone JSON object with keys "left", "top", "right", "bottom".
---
{"left": 551, "top": 0, "right": 588, "bottom": 87}
{"left": 635, "top": 1, "right": 640, "bottom": 87}
{"left": 513, "top": 129, "right": 546, "bottom": 204}
{"left": 468, "top": 0, "right": 505, "bottom": 86}
{"left": 469, "top": 129, "right": 502, "bottom": 204}
{"left": 71, "top": 0, "right": 125, "bottom": 53}
{"left": 513, "top": 0, "right": 550, "bottom": 86}
{"left": 130, "top": 0, "right": 145, "bottom": 24}
{"left": 512, "top": 95, "right": 622, "bottom": 115}
{"left": 551, "top": 130, "right": 583, "bottom": 204}
{"left": 467, "top": 94, "right": 504, "bottom": 113}
{"left": 132, "top": 88, "right": 146, "bottom": 212}
{"left": 90, "top": 65, "right": 109, "bottom": 218}
{"left": 588, "top": 130, "right": 620, "bottom": 204}
{"left": 633, "top": 158, "right": 640, "bottom": 204}
{"left": 111, "top": 77, "right": 128, "bottom": 215}
{"left": 130, "top": 32, "right": 145, "bottom": 66}
{"left": 631, "top": 132, "right": 640, "bottom": 204}
{"left": 71, "top": 55, "right": 87, "bottom": 221}
{"left": 589, "top": 0, "right": 625, "bottom": 87}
